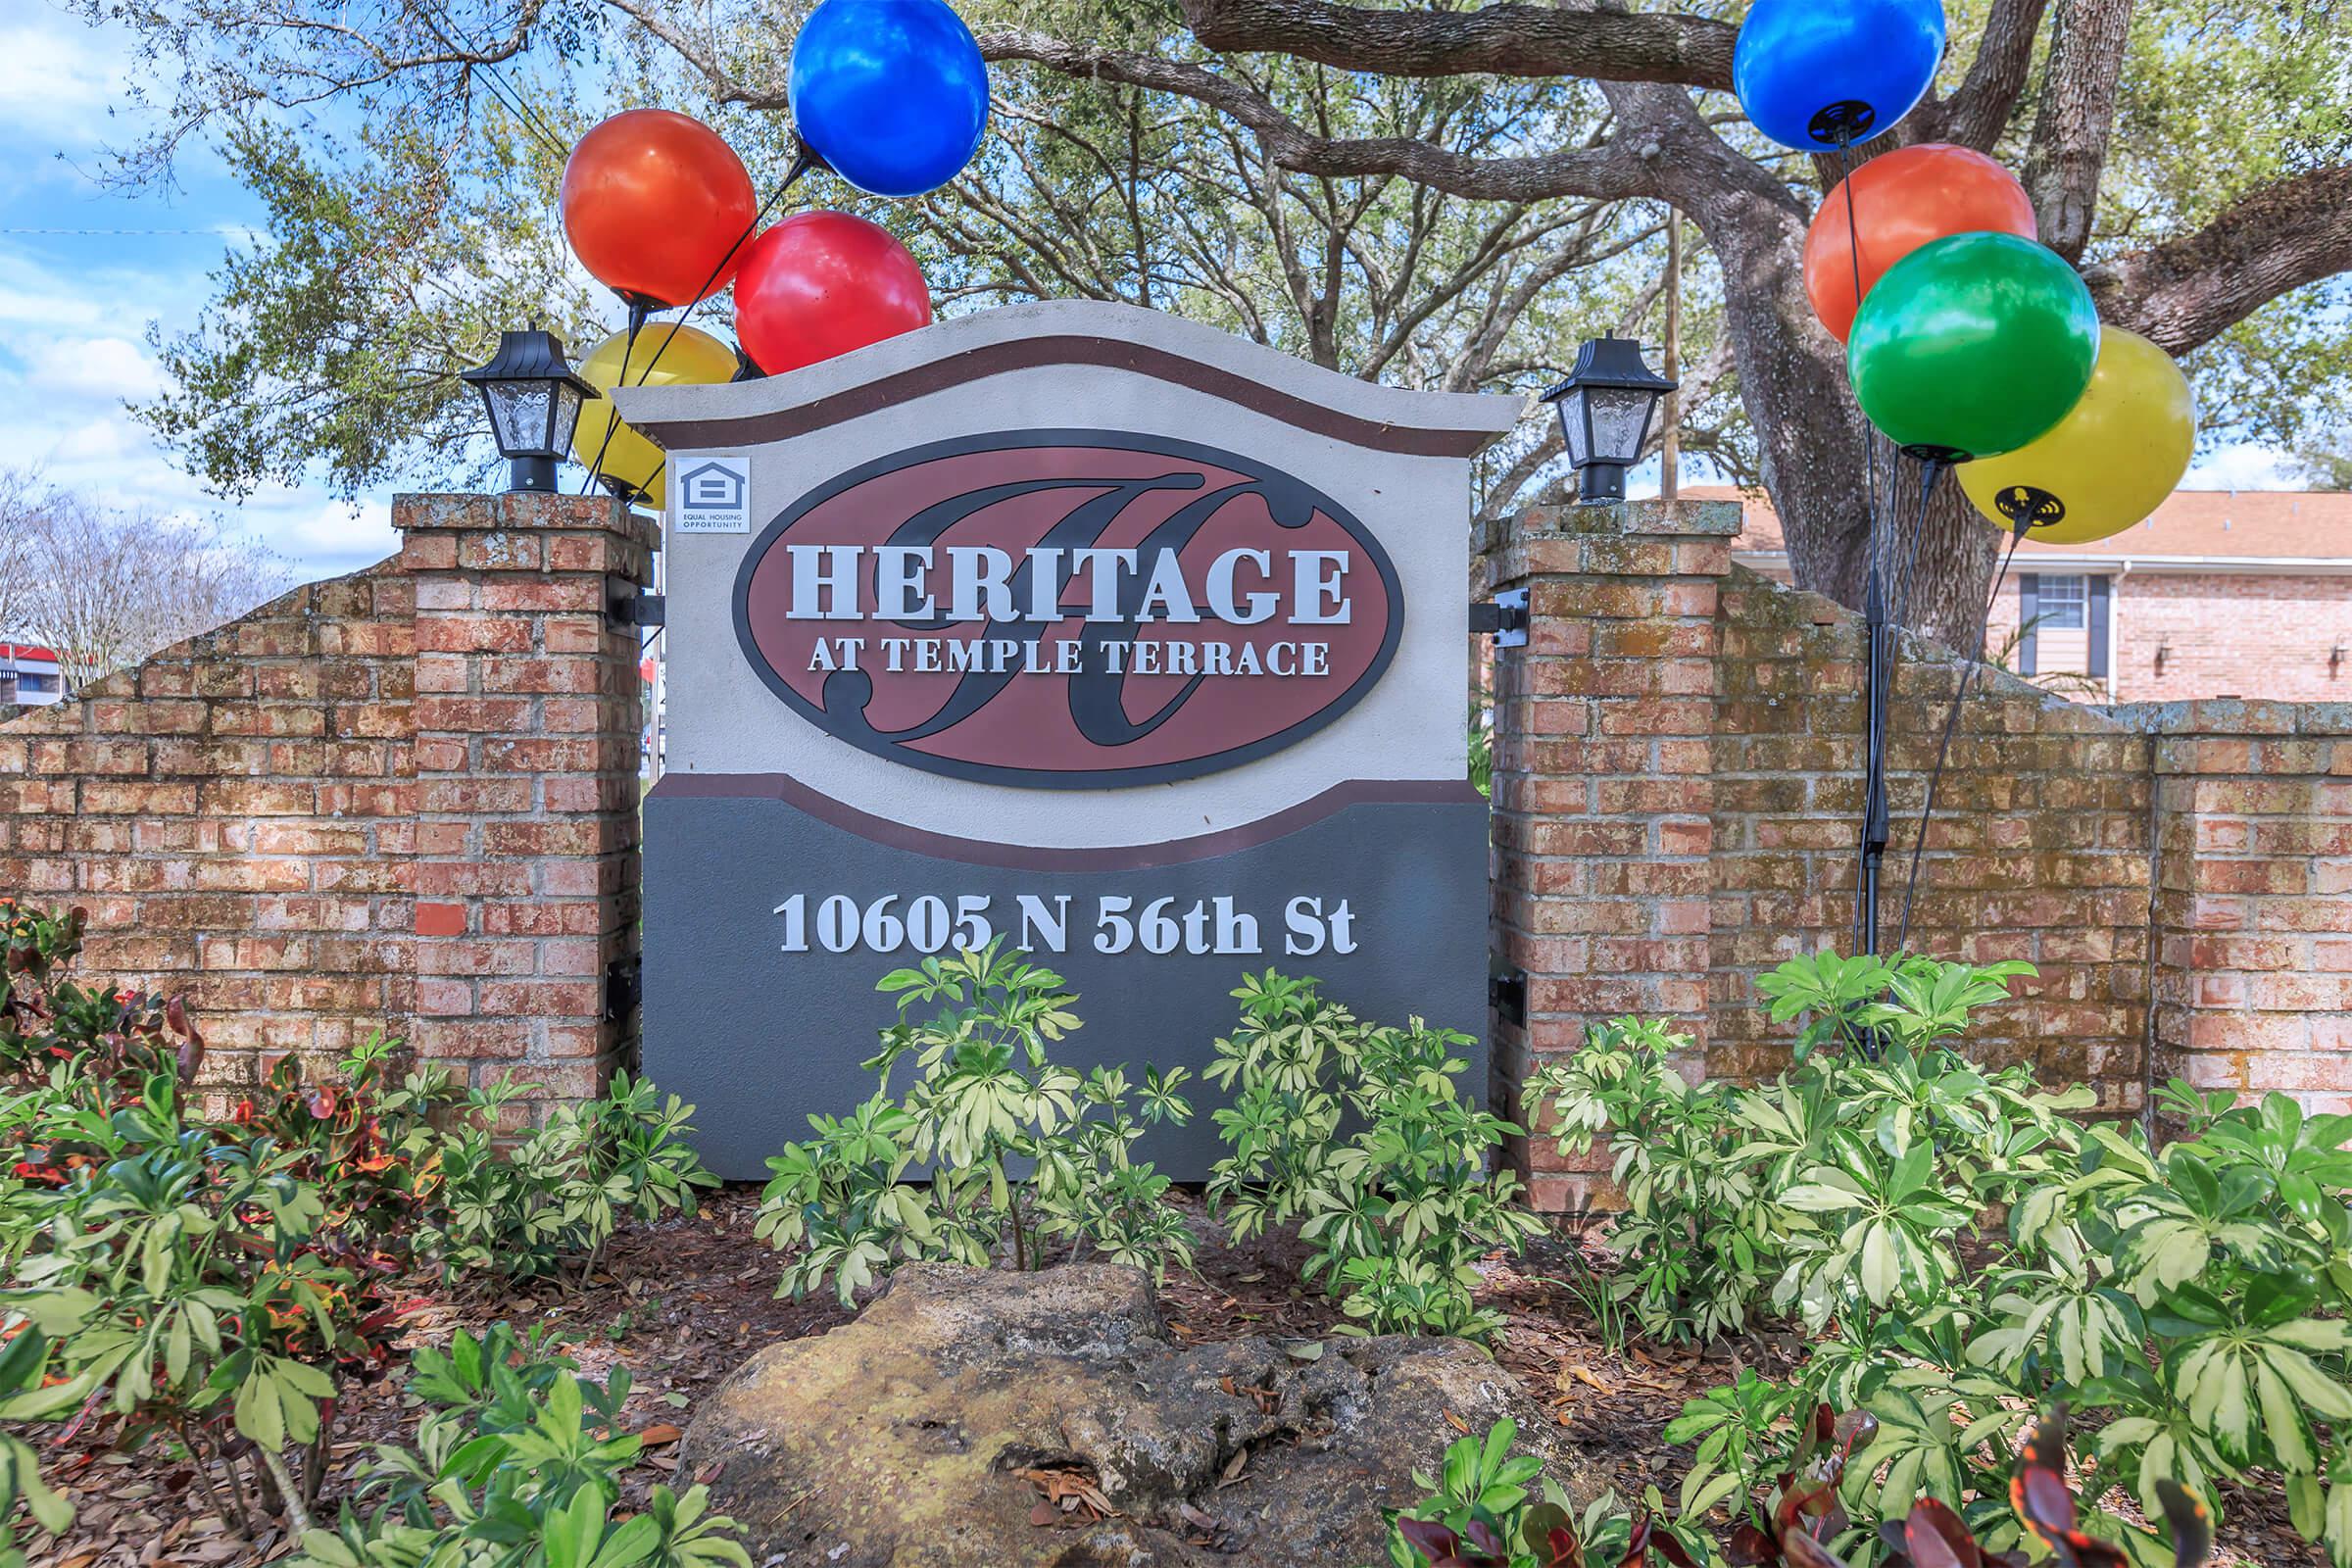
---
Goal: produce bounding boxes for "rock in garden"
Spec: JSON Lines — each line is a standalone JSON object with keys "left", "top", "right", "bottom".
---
{"left": 681, "top": 1261, "right": 1607, "bottom": 1566}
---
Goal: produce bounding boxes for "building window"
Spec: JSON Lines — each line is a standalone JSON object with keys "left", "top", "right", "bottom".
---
{"left": 2035, "top": 573, "right": 2087, "bottom": 630}
{"left": 15, "top": 672, "right": 56, "bottom": 693}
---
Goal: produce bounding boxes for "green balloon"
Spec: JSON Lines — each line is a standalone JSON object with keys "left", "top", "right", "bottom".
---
{"left": 1846, "top": 231, "right": 2101, "bottom": 461}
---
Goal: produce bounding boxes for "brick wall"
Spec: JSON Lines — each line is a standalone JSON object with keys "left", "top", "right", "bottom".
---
{"left": 1711, "top": 568, "right": 2154, "bottom": 1102}
{"left": 2140, "top": 702, "right": 2352, "bottom": 1112}
{"left": 0, "top": 493, "right": 652, "bottom": 1112}
{"left": 1483, "top": 501, "right": 1731, "bottom": 1131}
{"left": 4, "top": 485, "right": 2346, "bottom": 1165}
{"left": 1485, "top": 499, "right": 2352, "bottom": 1210}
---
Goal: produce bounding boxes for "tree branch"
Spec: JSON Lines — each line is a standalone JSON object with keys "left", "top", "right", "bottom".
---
{"left": 975, "top": 28, "right": 1653, "bottom": 202}
{"left": 2087, "top": 163, "right": 2352, "bottom": 353}
{"left": 1176, "top": 0, "right": 1736, "bottom": 89}
{"left": 2024, "top": 0, "right": 2135, "bottom": 260}
{"left": 1923, "top": 0, "right": 2052, "bottom": 150}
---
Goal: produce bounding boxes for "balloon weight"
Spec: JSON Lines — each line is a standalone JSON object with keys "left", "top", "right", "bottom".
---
{"left": 791, "top": 0, "right": 989, "bottom": 198}
{"left": 1734, "top": 0, "right": 1946, "bottom": 150}
{"left": 1846, "top": 231, "right": 2100, "bottom": 461}
{"left": 570, "top": 322, "right": 741, "bottom": 509}
{"left": 735, "top": 211, "right": 934, "bottom": 376}
{"left": 1958, "top": 327, "right": 2195, "bottom": 545}
{"left": 561, "top": 110, "right": 759, "bottom": 309}
{"left": 1805, "top": 143, "right": 2035, "bottom": 341}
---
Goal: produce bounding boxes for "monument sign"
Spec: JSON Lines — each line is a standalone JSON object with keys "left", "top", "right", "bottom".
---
{"left": 617, "top": 301, "right": 1520, "bottom": 1175}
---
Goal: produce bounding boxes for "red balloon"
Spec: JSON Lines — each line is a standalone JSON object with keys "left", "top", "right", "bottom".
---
{"left": 1803, "top": 142, "right": 2036, "bottom": 341}
{"left": 734, "top": 212, "right": 934, "bottom": 375}
{"left": 561, "top": 110, "right": 758, "bottom": 310}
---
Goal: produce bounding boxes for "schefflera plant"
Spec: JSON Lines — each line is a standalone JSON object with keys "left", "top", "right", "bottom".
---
{"left": 1205, "top": 970, "right": 1541, "bottom": 1341}
{"left": 756, "top": 943, "right": 1195, "bottom": 1304}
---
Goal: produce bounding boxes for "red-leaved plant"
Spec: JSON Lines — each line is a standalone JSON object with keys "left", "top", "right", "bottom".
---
{"left": 1765, "top": 1407, "right": 2212, "bottom": 1568}
{"left": 0, "top": 903, "right": 464, "bottom": 1544}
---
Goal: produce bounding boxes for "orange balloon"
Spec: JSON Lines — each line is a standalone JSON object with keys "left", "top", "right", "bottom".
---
{"left": 560, "top": 110, "right": 759, "bottom": 310}
{"left": 1803, "top": 142, "right": 2036, "bottom": 341}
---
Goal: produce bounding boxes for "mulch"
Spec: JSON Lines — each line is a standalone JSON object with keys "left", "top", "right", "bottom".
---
{"left": 14, "top": 1188, "right": 2320, "bottom": 1566}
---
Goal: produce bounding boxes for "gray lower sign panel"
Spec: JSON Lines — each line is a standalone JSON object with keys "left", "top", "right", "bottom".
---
{"left": 641, "top": 780, "right": 1490, "bottom": 1179}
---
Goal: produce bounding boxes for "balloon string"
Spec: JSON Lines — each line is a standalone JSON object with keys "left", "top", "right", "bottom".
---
{"left": 578, "top": 303, "right": 650, "bottom": 499}
{"left": 575, "top": 144, "right": 818, "bottom": 503}
{"left": 1836, "top": 140, "right": 1884, "bottom": 615}
{"left": 1839, "top": 135, "right": 1891, "bottom": 962}
{"left": 1895, "top": 523, "right": 2026, "bottom": 952}
{"left": 628, "top": 146, "right": 818, "bottom": 392}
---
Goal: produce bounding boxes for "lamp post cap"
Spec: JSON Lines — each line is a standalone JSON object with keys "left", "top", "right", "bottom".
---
{"left": 460, "top": 327, "right": 600, "bottom": 400}
{"left": 1540, "top": 335, "right": 1677, "bottom": 404}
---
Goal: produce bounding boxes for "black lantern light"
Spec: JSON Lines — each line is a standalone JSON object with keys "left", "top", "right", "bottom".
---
{"left": 460, "top": 328, "right": 601, "bottom": 493}
{"left": 1540, "top": 337, "right": 1678, "bottom": 506}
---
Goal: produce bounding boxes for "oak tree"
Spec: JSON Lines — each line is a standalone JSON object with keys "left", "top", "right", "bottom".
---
{"left": 86, "top": 0, "right": 2352, "bottom": 641}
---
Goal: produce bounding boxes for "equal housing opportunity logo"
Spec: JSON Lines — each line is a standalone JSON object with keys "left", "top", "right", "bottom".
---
{"left": 731, "top": 429, "right": 1404, "bottom": 788}
{"left": 673, "top": 457, "right": 752, "bottom": 534}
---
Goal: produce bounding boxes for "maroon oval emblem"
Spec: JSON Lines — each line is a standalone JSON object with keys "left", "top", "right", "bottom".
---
{"left": 732, "top": 429, "right": 1402, "bottom": 788}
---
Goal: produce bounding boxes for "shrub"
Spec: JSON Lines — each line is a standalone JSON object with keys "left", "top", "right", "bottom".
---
{"left": 1757, "top": 1406, "right": 2211, "bottom": 1568}
{"left": 1523, "top": 955, "right": 2084, "bottom": 1344}
{"left": 0, "top": 901, "right": 722, "bottom": 1548}
{"left": 1563, "top": 950, "right": 2352, "bottom": 1566}
{"left": 0, "top": 904, "right": 466, "bottom": 1543}
{"left": 426, "top": 1071, "right": 719, "bottom": 1284}
{"left": 1519, "top": 1016, "right": 1772, "bottom": 1343}
{"left": 291, "top": 1324, "right": 751, "bottom": 1568}
{"left": 756, "top": 943, "right": 1194, "bottom": 1304}
{"left": 1376, "top": 1417, "right": 1704, "bottom": 1568}
{"left": 1206, "top": 970, "right": 1540, "bottom": 1340}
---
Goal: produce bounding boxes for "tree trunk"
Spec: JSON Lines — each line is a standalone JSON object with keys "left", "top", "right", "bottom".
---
{"left": 1672, "top": 165, "right": 1999, "bottom": 647}
{"left": 1678, "top": 193, "right": 1879, "bottom": 610}
{"left": 1896, "top": 478, "right": 2004, "bottom": 654}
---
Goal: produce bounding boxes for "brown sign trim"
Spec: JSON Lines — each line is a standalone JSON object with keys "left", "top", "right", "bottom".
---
{"left": 647, "top": 772, "right": 1485, "bottom": 870}
{"left": 648, "top": 336, "right": 1496, "bottom": 458}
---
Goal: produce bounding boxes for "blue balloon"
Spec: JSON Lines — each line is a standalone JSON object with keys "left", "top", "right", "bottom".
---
{"left": 790, "top": 0, "right": 990, "bottom": 198}
{"left": 1734, "top": 0, "right": 1946, "bottom": 151}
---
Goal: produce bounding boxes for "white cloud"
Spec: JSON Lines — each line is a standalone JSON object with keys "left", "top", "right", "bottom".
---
{"left": 2185, "top": 441, "right": 2306, "bottom": 491}
{"left": 21, "top": 334, "right": 164, "bottom": 400}
{"left": 0, "top": 14, "right": 124, "bottom": 146}
{"left": 281, "top": 498, "right": 398, "bottom": 563}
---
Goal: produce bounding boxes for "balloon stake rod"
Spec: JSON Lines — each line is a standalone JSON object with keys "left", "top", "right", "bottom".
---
{"left": 1857, "top": 456, "right": 1951, "bottom": 967}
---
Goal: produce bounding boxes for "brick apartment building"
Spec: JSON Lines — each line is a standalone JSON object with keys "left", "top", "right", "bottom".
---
{"left": 1713, "top": 488, "right": 2352, "bottom": 702}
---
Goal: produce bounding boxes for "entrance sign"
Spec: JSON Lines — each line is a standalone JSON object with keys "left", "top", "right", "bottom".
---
{"left": 615, "top": 301, "right": 1520, "bottom": 1176}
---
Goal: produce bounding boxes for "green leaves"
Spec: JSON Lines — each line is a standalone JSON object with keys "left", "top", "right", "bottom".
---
{"left": 760, "top": 945, "right": 1196, "bottom": 1302}
{"left": 1208, "top": 977, "right": 1535, "bottom": 1340}
{"left": 230, "top": 1352, "right": 338, "bottom": 1449}
{"left": 1523, "top": 1018, "right": 1774, "bottom": 1344}
{"left": 290, "top": 1328, "right": 753, "bottom": 1568}
{"left": 1752, "top": 952, "right": 2034, "bottom": 1060}
{"left": 424, "top": 1070, "right": 719, "bottom": 1287}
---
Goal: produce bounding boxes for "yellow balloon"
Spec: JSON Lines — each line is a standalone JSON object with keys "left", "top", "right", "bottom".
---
{"left": 570, "top": 322, "right": 740, "bottom": 509}
{"left": 1957, "top": 325, "right": 2195, "bottom": 546}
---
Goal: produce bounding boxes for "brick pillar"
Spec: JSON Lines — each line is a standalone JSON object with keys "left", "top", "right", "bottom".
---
{"left": 1485, "top": 498, "right": 1739, "bottom": 1211}
{"left": 2148, "top": 701, "right": 2352, "bottom": 1115}
{"left": 395, "top": 493, "right": 655, "bottom": 1111}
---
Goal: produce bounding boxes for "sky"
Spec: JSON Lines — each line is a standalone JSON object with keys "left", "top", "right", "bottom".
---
{"left": 0, "top": 0, "right": 2320, "bottom": 586}
{"left": 0, "top": 2, "right": 398, "bottom": 581}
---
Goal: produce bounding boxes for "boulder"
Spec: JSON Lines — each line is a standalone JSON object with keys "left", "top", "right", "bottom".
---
{"left": 680, "top": 1261, "right": 1608, "bottom": 1567}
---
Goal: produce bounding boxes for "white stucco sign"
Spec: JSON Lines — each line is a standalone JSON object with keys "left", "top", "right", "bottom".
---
{"left": 615, "top": 301, "right": 1521, "bottom": 1176}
